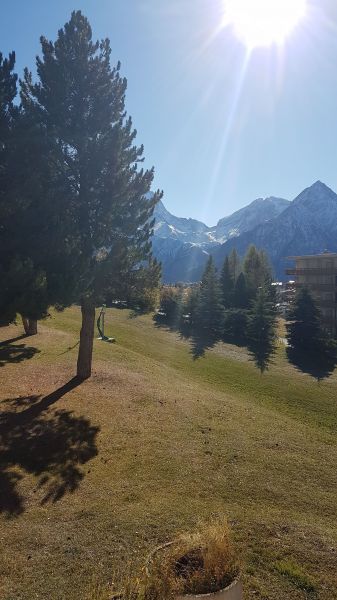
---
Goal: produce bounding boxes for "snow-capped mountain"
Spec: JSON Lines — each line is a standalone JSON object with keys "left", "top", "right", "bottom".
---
{"left": 215, "top": 181, "right": 337, "bottom": 279}
{"left": 152, "top": 181, "right": 337, "bottom": 283}
{"left": 153, "top": 200, "right": 213, "bottom": 244}
{"left": 154, "top": 196, "right": 289, "bottom": 246}
{"left": 152, "top": 195, "right": 290, "bottom": 282}
{"left": 212, "top": 197, "right": 290, "bottom": 243}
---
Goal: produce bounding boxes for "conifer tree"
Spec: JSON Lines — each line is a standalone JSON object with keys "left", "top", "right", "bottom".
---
{"left": 157, "top": 285, "right": 183, "bottom": 327}
{"left": 247, "top": 283, "right": 277, "bottom": 373}
{"left": 0, "top": 53, "right": 42, "bottom": 332}
{"left": 243, "top": 245, "right": 271, "bottom": 300}
{"left": 196, "top": 256, "right": 224, "bottom": 343}
{"left": 19, "top": 12, "right": 162, "bottom": 378}
{"left": 233, "top": 272, "right": 249, "bottom": 309}
{"left": 286, "top": 288, "right": 337, "bottom": 380}
{"left": 220, "top": 256, "right": 234, "bottom": 308}
{"left": 0, "top": 51, "right": 17, "bottom": 325}
{"left": 180, "top": 285, "right": 200, "bottom": 335}
{"left": 228, "top": 248, "right": 241, "bottom": 282}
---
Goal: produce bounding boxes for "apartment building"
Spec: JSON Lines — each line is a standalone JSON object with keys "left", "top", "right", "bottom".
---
{"left": 286, "top": 252, "right": 337, "bottom": 337}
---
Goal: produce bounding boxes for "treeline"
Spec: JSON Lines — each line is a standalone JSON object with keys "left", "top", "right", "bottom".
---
{"left": 156, "top": 246, "right": 278, "bottom": 372}
{"left": 156, "top": 246, "right": 337, "bottom": 379}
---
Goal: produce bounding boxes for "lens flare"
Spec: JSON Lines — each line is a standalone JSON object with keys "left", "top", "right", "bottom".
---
{"left": 223, "top": 0, "right": 307, "bottom": 48}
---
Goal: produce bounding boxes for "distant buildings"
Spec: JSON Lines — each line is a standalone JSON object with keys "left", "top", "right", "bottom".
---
{"left": 272, "top": 280, "right": 296, "bottom": 317}
{"left": 286, "top": 252, "right": 337, "bottom": 337}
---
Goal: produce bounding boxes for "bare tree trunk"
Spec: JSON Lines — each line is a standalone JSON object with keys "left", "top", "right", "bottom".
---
{"left": 21, "top": 316, "right": 38, "bottom": 336}
{"left": 22, "top": 316, "right": 29, "bottom": 335}
{"left": 76, "top": 300, "right": 95, "bottom": 380}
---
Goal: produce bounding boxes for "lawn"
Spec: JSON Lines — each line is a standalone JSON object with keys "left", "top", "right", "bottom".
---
{"left": 0, "top": 307, "right": 336, "bottom": 600}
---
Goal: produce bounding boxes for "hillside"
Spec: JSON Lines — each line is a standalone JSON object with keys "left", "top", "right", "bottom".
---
{"left": 1, "top": 308, "right": 337, "bottom": 599}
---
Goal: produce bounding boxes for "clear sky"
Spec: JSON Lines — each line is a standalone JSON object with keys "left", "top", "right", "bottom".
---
{"left": 1, "top": 0, "right": 337, "bottom": 224}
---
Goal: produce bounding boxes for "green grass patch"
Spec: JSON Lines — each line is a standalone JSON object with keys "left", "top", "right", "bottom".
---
{"left": 275, "top": 559, "right": 317, "bottom": 594}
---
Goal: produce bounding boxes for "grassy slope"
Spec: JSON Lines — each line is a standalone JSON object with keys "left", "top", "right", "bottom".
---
{"left": 0, "top": 307, "right": 336, "bottom": 600}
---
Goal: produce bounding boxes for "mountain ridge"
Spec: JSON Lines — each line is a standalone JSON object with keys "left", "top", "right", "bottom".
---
{"left": 152, "top": 181, "right": 337, "bottom": 283}
{"left": 214, "top": 181, "right": 337, "bottom": 279}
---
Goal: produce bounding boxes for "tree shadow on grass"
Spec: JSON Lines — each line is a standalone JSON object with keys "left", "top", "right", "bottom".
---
{"left": 0, "top": 335, "right": 40, "bottom": 367}
{"left": 0, "top": 379, "right": 99, "bottom": 517}
{"left": 153, "top": 317, "right": 217, "bottom": 360}
{"left": 189, "top": 332, "right": 217, "bottom": 360}
{"left": 287, "top": 342, "right": 337, "bottom": 382}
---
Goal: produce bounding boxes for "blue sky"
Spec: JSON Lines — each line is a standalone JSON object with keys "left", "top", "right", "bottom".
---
{"left": 1, "top": 0, "right": 337, "bottom": 224}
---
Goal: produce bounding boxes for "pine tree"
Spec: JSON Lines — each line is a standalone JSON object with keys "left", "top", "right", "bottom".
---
{"left": 233, "top": 272, "right": 249, "bottom": 309}
{"left": 0, "top": 51, "right": 17, "bottom": 325}
{"left": 196, "top": 256, "right": 224, "bottom": 343}
{"left": 0, "top": 53, "right": 41, "bottom": 332}
{"left": 286, "top": 288, "right": 337, "bottom": 380}
{"left": 228, "top": 248, "right": 241, "bottom": 282}
{"left": 157, "top": 285, "right": 183, "bottom": 327}
{"left": 223, "top": 309, "right": 248, "bottom": 346}
{"left": 180, "top": 285, "right": 200, "bottom": 336}
{"left": 220, "top": 256, "right": 234, "bottom": 308}
{"left": 247, "top": 283, "right": 277, "bottom": 373}
{"left": 243, "top": 245, "right": 271, "bottom": 300}
{"left": 19, "top": 12, "right": 162, "bottom": 378}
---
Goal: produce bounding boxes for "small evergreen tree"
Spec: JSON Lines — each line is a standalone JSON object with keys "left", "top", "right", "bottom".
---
{"left": 180, "top": 285, "right": 200, "bottom": 336}
{"left": 286, "top": 288, "right": 337, "bottom": 380}
{"left": 247, "top": 283, "right": 277, "bottom": 373}
{"left": 220, "top": 256, "right": 234, "bottom": 308}
{"left": 195, "top": 256, "right": 224, "bottom": 343}
{"left": 156, "top": 286, "right": 183, "bottom": 327}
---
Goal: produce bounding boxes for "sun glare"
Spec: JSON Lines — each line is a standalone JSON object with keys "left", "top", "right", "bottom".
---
{"left": 223, "top": 0, "right": 307, "bottom": 48}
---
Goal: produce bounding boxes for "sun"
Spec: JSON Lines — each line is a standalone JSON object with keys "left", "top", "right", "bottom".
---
{"left": 223, "top": 0, "right": 307, "bottom": 48}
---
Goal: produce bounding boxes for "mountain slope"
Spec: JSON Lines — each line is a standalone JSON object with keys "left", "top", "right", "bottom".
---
{"left": 153, "top": 196, "right": 290, "bottom": 282}
{"left": 214, "top": 181, "right": 337, "bottom": 279}
{"left": 154, "top": 200, "right": 212, "bottom": 244}
{"left": 213, "top": 197, "right": 290, "bottom": 243}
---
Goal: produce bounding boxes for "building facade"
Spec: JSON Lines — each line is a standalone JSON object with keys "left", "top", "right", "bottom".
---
{"left": 286, "top": 252, "right": 337, "bottom": 337}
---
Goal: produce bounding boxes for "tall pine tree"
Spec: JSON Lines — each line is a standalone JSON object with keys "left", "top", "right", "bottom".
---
{"left": 20, "top": 12, "right": 162, "bottom": 378}
{"left": 220, "top": 256, "right": 234, "bottom": 308}
{"left": 228, "top": 248, "right": 241, "bottom": 282}
{"left": 0, "top": 51, "right": 18, "bottom": 326}
{"left": 243, "top": 245, "right": 271, "bottom": 301}
{"left": 233, "top": 272, "right": 249, "bottom": 309}
{"left": 0, "top": 52, "right": 42, "bottom": 333}
{"left": 196, "top": 256, "right": 224, "bottom": 343}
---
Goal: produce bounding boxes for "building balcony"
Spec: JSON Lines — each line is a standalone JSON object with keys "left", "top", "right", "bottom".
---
{"left": 293, "top": 282, "right": 337, "bottom": 290}
{"left": 286, "top": 268, "right": 337, "bottom": 276}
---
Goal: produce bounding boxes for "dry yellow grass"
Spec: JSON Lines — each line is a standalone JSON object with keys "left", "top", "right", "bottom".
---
{"left": 0, "top": 306, "right": 336, "bottom": 599}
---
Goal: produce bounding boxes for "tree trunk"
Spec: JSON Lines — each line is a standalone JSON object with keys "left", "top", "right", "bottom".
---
{"left": 76, "top": 300, "right": 95, "bottom": 380}
{"left": 22, "top": 316, "right": 38, "bottom": 336}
